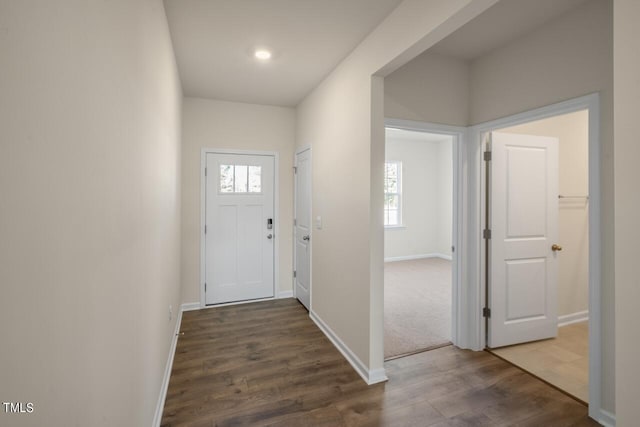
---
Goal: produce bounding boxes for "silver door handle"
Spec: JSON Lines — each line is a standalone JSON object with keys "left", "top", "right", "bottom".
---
{"left": 302, "top": 235, "right": 310, "bottom": 241}
{"left": 267, "top": 234, "right": 273, "bottom": 239}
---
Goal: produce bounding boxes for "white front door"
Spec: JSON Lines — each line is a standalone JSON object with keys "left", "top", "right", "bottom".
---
{"left": 488, "top": 132, "right": 559, "bottom": 348}
{"left": 205, "top": 153, "right": 275, "bottom": 305}
{"left": 294, "top": 149, "right": 311, "bottom": 310}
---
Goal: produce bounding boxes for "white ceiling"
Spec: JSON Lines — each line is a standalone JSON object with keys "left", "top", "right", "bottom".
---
{"left": 429, "top": 0, "right": 588, "bottom": 61}
{"left": 163, "top": 0, "right": 403, "bottom": 107}
{"left": 428, "top": 0, "right": 585, "bottom": 60}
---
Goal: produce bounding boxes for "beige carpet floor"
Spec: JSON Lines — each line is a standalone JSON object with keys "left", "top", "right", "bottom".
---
{"left": 384, "top": 257, "right": 452, "bottom": 359}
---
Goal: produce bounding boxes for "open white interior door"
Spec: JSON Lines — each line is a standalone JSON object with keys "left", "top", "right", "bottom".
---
{"left": 488, "top": 132, "right": 559, "bottom": 348}
{"left": 294, "top": 149, "right": 311, "bottom": 310}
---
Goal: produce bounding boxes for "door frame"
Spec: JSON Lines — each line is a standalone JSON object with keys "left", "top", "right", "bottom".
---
{"left": 384, "top": 118, "right": 465, "bottom": 347}
{"left": 293, "top": 146, "right": 312, "bottom": 309}
{"left": 467, "top": 93, "right": 602, "bottom": 419}
{"left": 199, "top": 148, "right": 280, "bottom": 308}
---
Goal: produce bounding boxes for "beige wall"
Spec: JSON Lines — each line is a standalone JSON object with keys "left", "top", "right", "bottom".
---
{"left": 614, "top": 0, "right": 640, "bottom": 424}
{"left": 384, "top": 52, "right": 469, "bottom": 126}
{"left": 437, "top": 139, "right": 454, "bottom": 256}
{"left": 297, "top": 0, "right": 498, "bottom": 373}
{"left": 502, "top": 111, "right": 589, "bottom": 318}
{"left": 470, "top": 0, "right": 614, "bottom": 411}
{"left": 180, "top": 97, "right": 296, "bottom": 303}
{"left": 384, "top": 137, "right": 453, "bottom": 260}
{"left": 0, "top": 1, "right": 182, "bottom": 426}
{"left": 469, "top": 0, "right": 612, "bottom": 125}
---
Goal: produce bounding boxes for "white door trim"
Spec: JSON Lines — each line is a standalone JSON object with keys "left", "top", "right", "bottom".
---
{"left": 293, "top": 145, "right": 312, "bottom": 310}
{"left": 467, "top": 93, "right": 602, "bottom": 421}
{"left": 384, "top": 118, "right": 466, "bottom": 347}
{"left": 200, "top": 148, "right": 280, "bottom": 308}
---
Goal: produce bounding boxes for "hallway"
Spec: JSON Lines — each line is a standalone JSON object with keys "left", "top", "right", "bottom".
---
{"left": 161, "top": 299, "right": 594, "bottom": 426}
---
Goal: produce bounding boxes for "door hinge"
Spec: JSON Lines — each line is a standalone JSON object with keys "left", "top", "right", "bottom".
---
{"left": 293, "top": 270, "right": 297, "bottom": 278}
{"left": 204, "top": 283, "right": 207, "bottom": 292}
{"left": 484, "top": 151, "right": 492, "bottom": 161}
{"left": 483, "top": 307, "right": 491, "bottom": 318}
{"left": 205, "top": 167, "right": 207, "bottom": 176}
{"left": 483, "top": 229, "right": 491, "bottom": 239}
{"left": 294, "top": 219, "right": 297, "bottom": 226}
{"left": 204, "top": 225, "right": 207, "bottom": 234}
{"left": 293, "top": 166, "right": 297, "bottom": 174}
{"left": 451, "top": 246, "right": 455, "bottom": 253}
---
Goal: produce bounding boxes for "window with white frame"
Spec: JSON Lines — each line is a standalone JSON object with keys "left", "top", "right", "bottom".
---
{"left": 219, "top": 164, "right": 262, "bottom": 193}
{"left": 384, "top": 161, "right": 402, "bottom": 226}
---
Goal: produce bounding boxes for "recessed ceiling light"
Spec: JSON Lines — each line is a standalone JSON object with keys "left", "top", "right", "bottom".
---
{"left": 254, "top": 49, "right": 272, "bottom": 60}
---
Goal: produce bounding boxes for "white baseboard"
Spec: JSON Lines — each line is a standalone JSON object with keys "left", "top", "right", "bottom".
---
{"left": 153, "top": 306, "right": 183, "bottom": 427}
{"left": 278, "top": 290, "right": 293, "bottom": 299}
{"left": 558, "top": 310, "right": 589, "bottom": 327}
{"left": 368, "top": 368, "right": 388, "bottom": 384}
{"left": 597, "top": 409, "right": 616, "bottom": 427}
{"left": 181, "top": 302, "right": 200, "bottom": 312}
{"left": 384, "top": 253, "right": 452, "bottom": 262}
{"left": 309, "top": 310, "right": 387, "bottom": 385}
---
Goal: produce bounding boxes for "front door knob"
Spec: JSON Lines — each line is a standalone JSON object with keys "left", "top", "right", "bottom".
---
{"left": 551, "top": 244, "right": 563, "bottom": 252}
{"left": 267, "top": 234, "right": 273, "bottom": 240}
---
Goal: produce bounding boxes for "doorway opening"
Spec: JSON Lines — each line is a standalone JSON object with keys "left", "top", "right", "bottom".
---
{"left": 383, "top": 124, "right": 459, "bottom": 360}
{"left": 484, "top": 109, "right": 590, "bottom": 403}
{"left": 472, "top": 94, "right": 602, "bottom": 414}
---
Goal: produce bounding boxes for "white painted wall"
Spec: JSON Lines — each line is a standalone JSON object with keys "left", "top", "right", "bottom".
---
{"left": 501, "top": 111, "right": 589, "bottom": 318}
{"left": 180, "top": 98, "right": 296, "bottom": 304}
{"left": 437, "top": 139, "right": 454, "bottom": 256}
{"left": 0, "top": 1, "right": 182, "bottom": 425}
{"left": 384, "top": 135, "right": 453, "bottom": 260}
{"left": 385, "top": 52, "right": 469, "bottom": 126}
{"left": 614, "top": 0, "right": 640, "bottom": 424}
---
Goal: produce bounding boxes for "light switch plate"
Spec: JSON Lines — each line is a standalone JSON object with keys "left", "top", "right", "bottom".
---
{"left": 315, "top": 216, "right": 322, "bottom": 230}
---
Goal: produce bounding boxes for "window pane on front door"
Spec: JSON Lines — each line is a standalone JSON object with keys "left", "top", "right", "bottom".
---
{"left": 248, "top": 166, "right": 262, "bottom": 193}
{"left": 220, "top": 165, "right": 234, "bottom": 193}
{"left": 234, "top": 165, "right": 248, "bottom": 192}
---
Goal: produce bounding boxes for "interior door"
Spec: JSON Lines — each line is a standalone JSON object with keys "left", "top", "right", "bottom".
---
{"left": 488, "top": 132, "right": 559, "bottom": 348}
{"left": 205, "top": 153, "right": 275, "bottom": 305}
{"left": 294, "top": 148, "right": 311, "bottom": 310}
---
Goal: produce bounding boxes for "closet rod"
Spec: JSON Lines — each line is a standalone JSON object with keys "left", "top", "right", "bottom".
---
{"left": 558, "top": 195, "right": 589, "bottom": 200}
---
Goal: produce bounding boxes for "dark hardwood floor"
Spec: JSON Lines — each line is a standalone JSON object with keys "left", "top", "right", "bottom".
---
{"left": 161, "top": 298, "right": 598, "bottom": 426}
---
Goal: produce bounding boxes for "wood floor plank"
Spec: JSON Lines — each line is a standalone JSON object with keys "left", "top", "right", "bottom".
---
{"left": 161, "top": 299, "right": 597, "bottom": 427}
